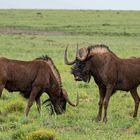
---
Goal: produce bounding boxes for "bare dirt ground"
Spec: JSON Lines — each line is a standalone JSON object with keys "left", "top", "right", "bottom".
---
{"left": 0, "top": 27, "right": 71, "bottom": 36}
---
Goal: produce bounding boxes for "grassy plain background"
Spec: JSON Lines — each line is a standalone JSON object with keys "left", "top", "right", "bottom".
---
{"left": 0, "top": 10, "right": 140, "bottom": 140}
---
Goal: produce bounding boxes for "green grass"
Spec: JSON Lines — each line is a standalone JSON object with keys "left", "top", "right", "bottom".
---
{"left": 0, "top": 10, "right": 140, "bottom": 36}
{"left": 0, "top": 10, "right": 140, "bottom": 140}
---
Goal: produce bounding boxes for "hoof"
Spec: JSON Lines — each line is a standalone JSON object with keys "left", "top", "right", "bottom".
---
{"left": 103, "top": 117, "right": 107, "bottom": 123}
{"left": 97, "top": 116, "right": 102, "bottom": 122}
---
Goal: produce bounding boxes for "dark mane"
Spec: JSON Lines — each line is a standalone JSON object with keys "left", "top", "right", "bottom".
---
{"left": 88, "top": 44, "right": 110, "bottom": 51}
{"left": 37, "top": 55, "right": 52, "bottom": 61}
{"left": 37, "top": 55, "right": 62, "bottom": 87}
{"left": 87, "top": 44, "right": 118, "bottom": 57}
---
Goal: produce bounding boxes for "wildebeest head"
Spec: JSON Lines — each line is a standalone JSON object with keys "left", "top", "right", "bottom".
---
{"left": 54, "top": 88, "right": 79, "bottom": 114}
{"left": 71, "top": 60, "right": 91, "bottom": 82}
{"left": 43, "top": 88, "right": 79, "bottom": 115}
{"left": 64, "top": 45, "right": 92, "bottom": 82}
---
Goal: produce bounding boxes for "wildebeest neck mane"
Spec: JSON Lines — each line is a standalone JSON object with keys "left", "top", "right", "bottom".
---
{"left": 87, "top": 44, "right": 112, "bottom": 55}
{"left": 37, "top": 55, "right": 62, "bottom": 87}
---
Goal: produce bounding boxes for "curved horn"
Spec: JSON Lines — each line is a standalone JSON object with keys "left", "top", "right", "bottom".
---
{"left": 62, "top": 89, "right": 79, "bottom": 107}
{"left": 64, "top": 45, "right": 76, "bottom": 65}
{"left": 67, "top": 93, "right": 79, "bottom": 107}
{"left": 76, "top": 43, "right": 79, "bottom": 58}
{"left": 77, "top": 47, "right": 88, "bottom": 61}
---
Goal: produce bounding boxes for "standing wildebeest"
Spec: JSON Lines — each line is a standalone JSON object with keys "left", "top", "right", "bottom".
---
{"left": 0, "top": 55, "right": 79, "bottom": 116}
{"left": 64, "top": 44, "right": 140, "bottom": 122}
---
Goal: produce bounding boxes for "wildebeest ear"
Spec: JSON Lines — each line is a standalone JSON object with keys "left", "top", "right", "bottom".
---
{"left": 76, "top": 48, "right": 88, "bottom": 61}
{"left": 87, "top": 49, "right": 95, "bottom": 60}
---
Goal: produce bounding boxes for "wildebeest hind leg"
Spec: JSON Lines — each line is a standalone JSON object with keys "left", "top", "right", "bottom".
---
{"left": 0, "top": 89, "right": 3, "bottom": 98}
{"left": 130, "top": 88, "right": 140, "bottom": 118}
{"left": 25, "top": 87, "right": 40, "bottom": 116}
{"left": 0, "top": 85, "right": 4, "bottom": 98}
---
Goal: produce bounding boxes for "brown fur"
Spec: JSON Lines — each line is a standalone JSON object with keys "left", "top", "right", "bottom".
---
{"left": 70, "top": 44, "right": 140, "bottom": 122}
{"left": 0, "top": 55, "right": 67, "bottom": 116}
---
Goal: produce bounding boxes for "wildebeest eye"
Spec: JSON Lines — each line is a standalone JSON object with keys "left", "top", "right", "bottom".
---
{"left": 76, "top": 61, "right": 85, "bottom": 67}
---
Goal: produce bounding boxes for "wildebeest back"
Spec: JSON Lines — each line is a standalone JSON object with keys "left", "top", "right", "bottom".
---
{"left": 0, "top": 58, "right": 48, "bottom": 95}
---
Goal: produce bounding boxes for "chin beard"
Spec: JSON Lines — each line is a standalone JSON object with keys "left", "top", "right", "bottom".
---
{"left": 83, "top": 75, "right": 91, "bottom": 83}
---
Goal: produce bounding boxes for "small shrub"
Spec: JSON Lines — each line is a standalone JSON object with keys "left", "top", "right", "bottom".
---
{"left": 0, "top": 116, "right": 6, "bottom": 123}
{"left": 8, "top": 113, "right": 20, "bottom": 122}
{"left": 12, "top": 124, "right": 35, "bottom": 140}
{"left": 12, "top": 128, "right": 27, "bottom": 140}
{"left": 102, "top": 23, "right": 110, "bottom": 26}
{"left": 1, "top": 93, "right": 9, "bottom": 100}
{"left": 0, "top": 122, "right": 16, "bottom": 131}
{"left": 133, "top": 124, "right": 140, "bottom": 135}
{"left": 5, "top": 100, "right": 25, "bottom": 113}
{"left": 26, "top": 128, "right": 56, "bottom": 140}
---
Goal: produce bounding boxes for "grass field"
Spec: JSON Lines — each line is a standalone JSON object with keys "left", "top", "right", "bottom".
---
{"left": 0, "top": 10, "right": 140, "bottom": 140}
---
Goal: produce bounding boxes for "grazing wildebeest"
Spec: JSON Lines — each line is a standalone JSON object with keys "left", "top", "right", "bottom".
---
{"left": 64, "top": 44, "right": 140, "bottom": 122}
{"left": 0, "top": 55, "right": 79, "bottom": 116}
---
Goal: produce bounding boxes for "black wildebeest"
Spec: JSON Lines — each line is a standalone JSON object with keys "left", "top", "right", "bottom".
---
{"left": 0, "top": 55, "right": 79, "bottom": 116}
{"left": 65, "top": 44, "right": 140, "bottom": 122}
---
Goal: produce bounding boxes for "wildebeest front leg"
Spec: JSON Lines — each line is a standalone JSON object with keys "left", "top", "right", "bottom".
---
{"left": 25, "top": 87, "right": 40, "bottom": 116}
{"left": 130, "top": 88, "right": 140, "bottom": 118}
{"left": 103, "top": 84, "right": 114, "bottom": 122}
{"left": 0, "top": 76, "right": 6, "bottom": 98}
{"left": 97, "top": 88, "right": 105, "bottom": 121}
